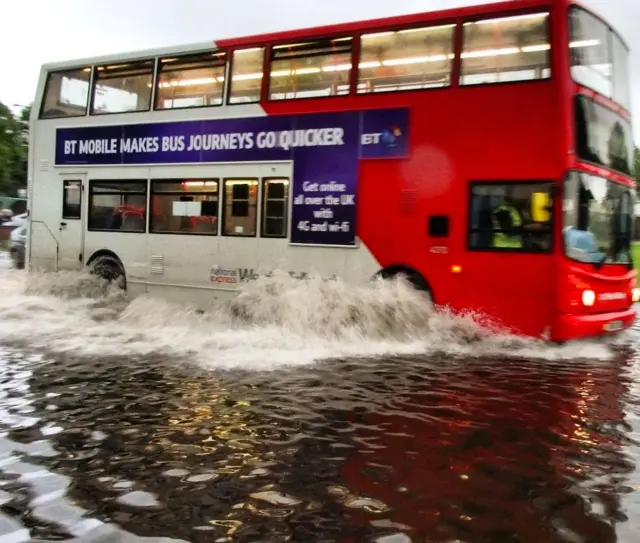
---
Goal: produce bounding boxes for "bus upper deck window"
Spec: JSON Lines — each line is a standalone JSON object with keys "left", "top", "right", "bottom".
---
{"left": 269, "top": 38, "right": 353, "bottom": 100}
{"left": 91, "top": 61, "right": 154, "bottom": 115}
{"left": 156, "top": 51, "right": 227, "bottom": 110}
{"left": 40, "top": 68, "right": 92, "bottom": 119}
{"left": 460, "top": 13, "right": 551, "bottom": 86}
{"left": 229, "top": 48, "right": 265, "bottom": 105}
{"left": 358, "top": 24, "right": 455, "bottom": 94}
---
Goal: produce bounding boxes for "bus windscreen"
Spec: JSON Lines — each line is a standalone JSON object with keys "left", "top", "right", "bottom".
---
{"left": 563, "top": 171, "right": 634, "bottom": 266}
{"left": 574, "top": 95, "right": 635, "bottom": 177}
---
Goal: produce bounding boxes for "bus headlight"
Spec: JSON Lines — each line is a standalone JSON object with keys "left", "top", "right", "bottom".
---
{"left": 632, "top": 288, "right": 640, "bottom": 303}
{"left": 582, "top": 289, "right": 596, "bottom": 306}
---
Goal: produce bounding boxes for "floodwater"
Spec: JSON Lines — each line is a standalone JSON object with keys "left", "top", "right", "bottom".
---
{"left": 0, "top": 257, "right": 638, "bottom": 542}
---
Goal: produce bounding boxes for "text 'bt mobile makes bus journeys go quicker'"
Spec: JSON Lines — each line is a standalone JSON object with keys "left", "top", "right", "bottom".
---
{"left": 27, "top": 0, "right": 638, "bottom": 342}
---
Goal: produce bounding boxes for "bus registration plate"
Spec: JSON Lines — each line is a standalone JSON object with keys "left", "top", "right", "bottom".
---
{"left": 604, "top": 320, "right": 623, "bottom": 332}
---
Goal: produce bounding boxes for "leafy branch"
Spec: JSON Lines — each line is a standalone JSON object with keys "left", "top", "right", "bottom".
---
{"left": 0, "top": 101, "right": 29, "bottom": 196}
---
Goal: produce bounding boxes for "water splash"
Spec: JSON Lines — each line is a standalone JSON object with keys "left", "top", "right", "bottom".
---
{"left": 0, "top": 266, "right": 624, "bottom": 369}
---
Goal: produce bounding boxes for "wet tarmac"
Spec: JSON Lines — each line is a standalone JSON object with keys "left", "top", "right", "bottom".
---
{"left": 0, "top": 263, "right": 638, "bottom": 542}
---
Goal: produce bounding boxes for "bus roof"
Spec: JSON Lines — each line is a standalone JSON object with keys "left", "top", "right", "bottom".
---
{"left": 40, "top": 0, "right": 617, "bottom": 72}
{"left": 218, "top": 0, "right": 552, "bottom": 48}
{"left": 40, "top": 41, "right": 217, "bottom": 72}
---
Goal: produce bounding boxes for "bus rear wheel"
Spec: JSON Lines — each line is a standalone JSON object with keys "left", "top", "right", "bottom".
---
{"left": 88, "top": 254, "right": 126, "bottom": 290}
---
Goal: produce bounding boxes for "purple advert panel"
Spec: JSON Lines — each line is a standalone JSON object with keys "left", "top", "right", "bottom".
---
{"left": 55, "top": 108, "right": 409, "bottom": 246}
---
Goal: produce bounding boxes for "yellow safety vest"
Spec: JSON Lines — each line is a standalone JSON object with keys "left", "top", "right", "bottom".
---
{"left": 492, "top": 205, "right": 523, "bottom": 248}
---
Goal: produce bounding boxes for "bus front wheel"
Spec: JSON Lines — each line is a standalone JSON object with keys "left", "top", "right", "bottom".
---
{"left": 376, "top": 267, "right": 434, "bottom": 305}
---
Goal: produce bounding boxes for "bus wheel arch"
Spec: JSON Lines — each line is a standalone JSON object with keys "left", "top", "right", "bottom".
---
{"left": 86, "top": 250, "right": 127, "bottom": 290}
{"left": 375, "top": 265, "right": 434, "bottom": 304}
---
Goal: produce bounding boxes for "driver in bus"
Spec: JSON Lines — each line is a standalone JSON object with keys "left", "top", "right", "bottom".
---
{"left": 491, "top": 189, "right": 548, "bottom": 250}
{"left": 492, "top": 194, "right": 524, "bottom": 249}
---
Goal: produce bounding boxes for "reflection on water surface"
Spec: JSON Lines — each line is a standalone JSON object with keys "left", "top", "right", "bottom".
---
{"left": 0, "top": 347, "right": 637, "bottom": 542}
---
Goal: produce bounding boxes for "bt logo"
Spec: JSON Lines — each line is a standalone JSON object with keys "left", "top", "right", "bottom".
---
{"left": 361, "top": 126, "right": 403, "bottom": 147}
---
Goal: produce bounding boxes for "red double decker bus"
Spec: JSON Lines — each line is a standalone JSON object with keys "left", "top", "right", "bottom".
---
{"left": 31, "top": 0, "right": 636, "bottom": 342}
{"left": 217, "top": 0, "right": 637, "bottom": 341}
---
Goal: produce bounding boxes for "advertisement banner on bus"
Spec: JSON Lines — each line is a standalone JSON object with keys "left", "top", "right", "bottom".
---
{"left": 55, "top": 108, "right": 409, "bottom": 245}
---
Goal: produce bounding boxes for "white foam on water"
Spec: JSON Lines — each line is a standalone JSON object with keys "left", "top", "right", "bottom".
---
{"left": 0, "top": 267, "right": 625, "bottom": 370}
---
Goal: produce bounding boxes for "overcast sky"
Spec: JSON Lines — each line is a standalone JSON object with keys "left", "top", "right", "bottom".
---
{"left": 1, "top": 0, "right": 637, "bottom": 140}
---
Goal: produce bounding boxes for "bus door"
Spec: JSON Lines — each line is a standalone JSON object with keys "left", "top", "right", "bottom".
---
{"left": 58, "top": 175, "right": 85, "bottom": 270}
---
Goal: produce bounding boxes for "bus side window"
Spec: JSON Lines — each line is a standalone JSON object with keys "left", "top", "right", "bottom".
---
{"left": 222, "top": 179, "right": 258, "bottom": 236}
{"left": 262, "top": 178, "right": 289, "bottom": 238}
{"left": 358, "top": 25, "right": 455, "bottom": 93}
{"left": 155, "top": 51, "right": 227, "bottom": 110}
{"left": 40, "top": 68, "right": 91, "bottom": 119}
{"left": 460, "top": 13, "right": 551, "bottom": 86}
{"left": 268, "top": 38, "right": 353, "bottom": 100}
{"left": 150, "top": 180, "right": 219, "bottom": 235}
{"left": 62, "top": 180, "right": 82, "bottom": 220}
{"left": 88, "top": 180, "right": 147, "bottom": 233}
{"left": 468, "top": 182, "right": 553, "bottom": 252}
{"left": 228, "top": 48, "right": 265, "bottom": 105}
{"left": 91, "top": 61, "right": 154, "bottom": 115}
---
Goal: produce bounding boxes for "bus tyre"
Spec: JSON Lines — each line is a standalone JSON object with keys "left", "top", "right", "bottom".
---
{"left": 88, "top": 255, "right": 126, "bottom": 290}
{"left": 378, "top": 268, "right": 433, "bottom": 305}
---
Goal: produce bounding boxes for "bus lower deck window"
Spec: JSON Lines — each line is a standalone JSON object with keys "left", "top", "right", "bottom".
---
{"left": 223, "top": 179, "right": 258, "bottom": 236}
{"left": 262, "top": 178, "right": 289, "bottom": 238}
{"left": 151, "top": 180, "right": 219, "bottom": 234}
{"left": 468, "top": 182, "right": 553, "bottom": 252}
{"left": 88, "top": 180, "right": 147, "bottom": 232}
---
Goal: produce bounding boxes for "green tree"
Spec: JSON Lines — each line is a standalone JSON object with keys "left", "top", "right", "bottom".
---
{"left": 15, "top": 104, "right": 30, "bottom": 189}
{"left": 0, "top": 101, "right": 28, "bottom": 196}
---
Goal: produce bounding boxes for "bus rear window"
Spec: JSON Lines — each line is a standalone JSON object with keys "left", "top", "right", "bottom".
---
{"left": 358, "top": 25, "right": 455, "bottom": 93}
{"left": 269, "top": 38, "right": 353, "bottom": 100}
{"left": 155, "top": 52, "right": 226, "bottom": 110}
{"left": 460, "top": 13, "right": 550, "bottom": 85}
{"left": 40, "top": 68, "right": 91, "bottom": 119}
{"left": 91, "top": 61, "right": 154, "bottom": 115}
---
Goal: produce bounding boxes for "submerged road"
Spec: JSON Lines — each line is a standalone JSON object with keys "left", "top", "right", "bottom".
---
{"left": 0, "top": 262, "right": 637, "bottom": 542}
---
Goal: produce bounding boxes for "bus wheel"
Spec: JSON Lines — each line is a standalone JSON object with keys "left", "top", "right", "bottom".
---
{"left": 88, "top": 254, "right": 126, "bottom": 290}
{"left": 377, "top": 267, "right": 434, "bottom": 305}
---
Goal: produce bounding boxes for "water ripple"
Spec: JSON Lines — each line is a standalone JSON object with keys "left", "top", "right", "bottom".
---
{"left": 0, "top": 347, "right": 633, "bottom": 541}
